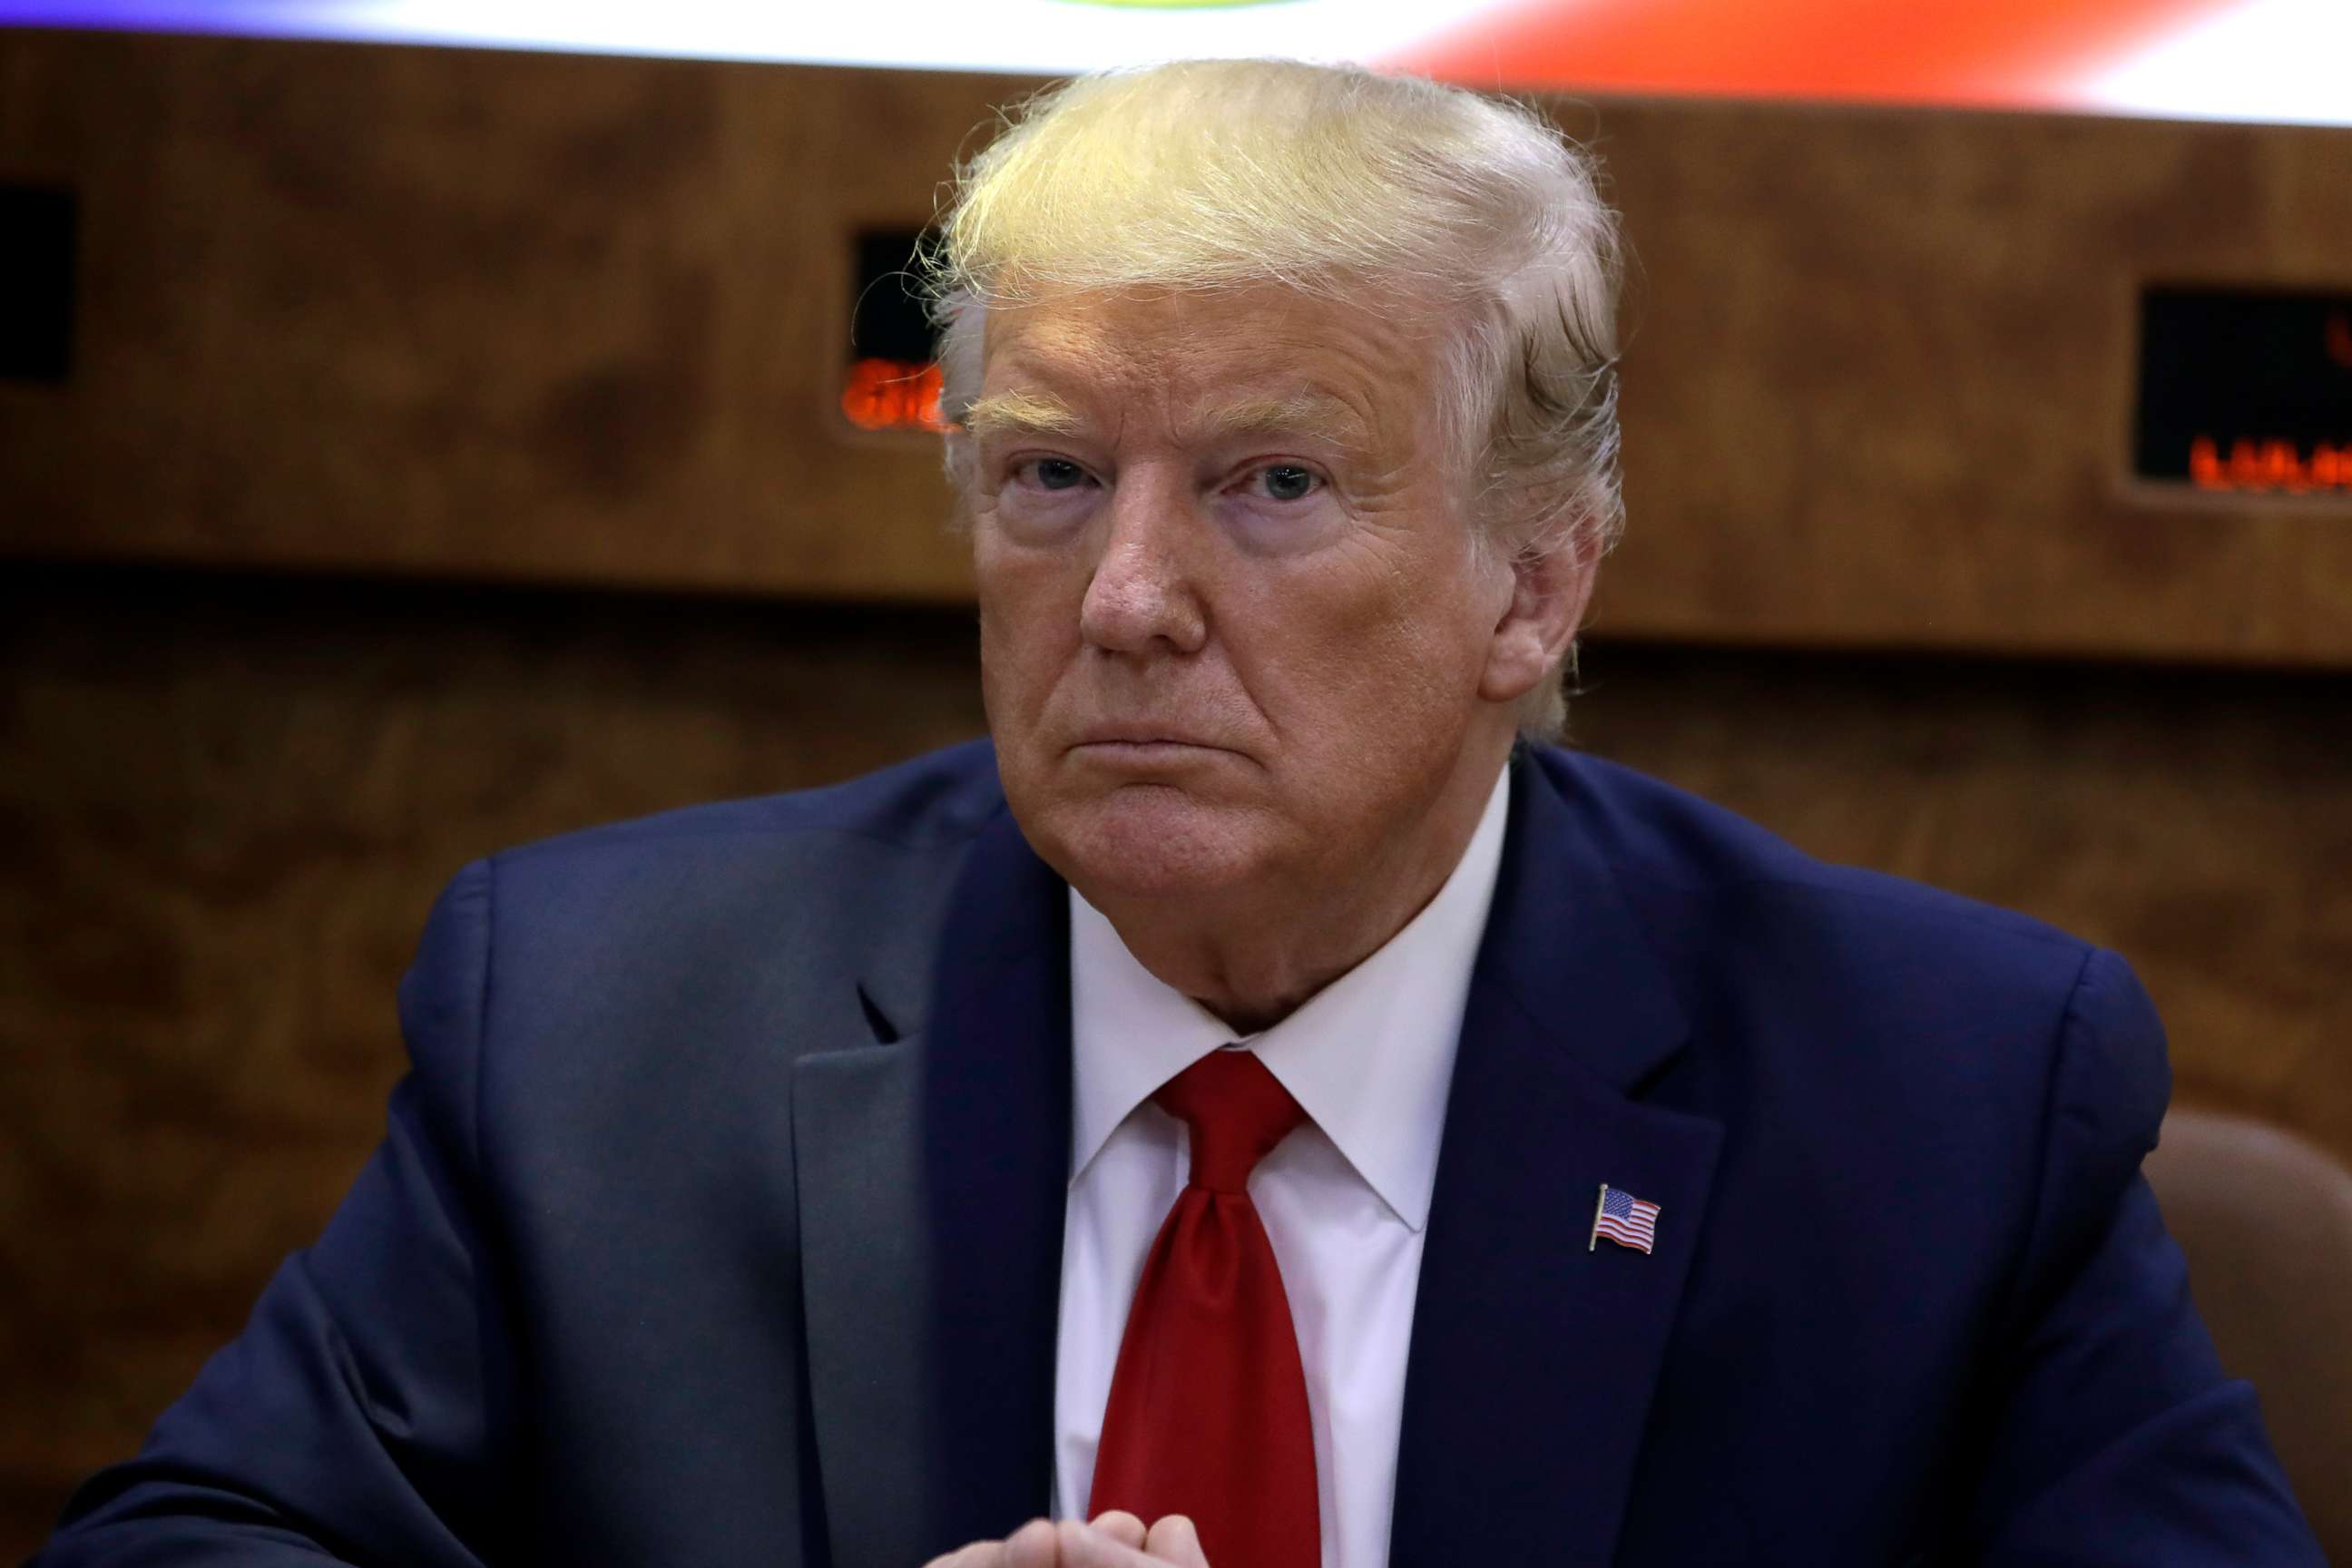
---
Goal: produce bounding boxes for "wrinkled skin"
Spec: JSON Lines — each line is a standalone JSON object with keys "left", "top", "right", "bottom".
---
{"left": 967, "top": 285, "right": 1593, "bottom": 1031}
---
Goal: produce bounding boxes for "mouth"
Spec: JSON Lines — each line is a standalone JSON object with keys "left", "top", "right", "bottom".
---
{"left": 1073, "top": 722, "right": 1228, "bottom": 748}
{"left": 1072, "top": 737, "right": 1227, "bottom": 754}
{"left": 1067, "top": 731, "right": 1244, "bottom": 766}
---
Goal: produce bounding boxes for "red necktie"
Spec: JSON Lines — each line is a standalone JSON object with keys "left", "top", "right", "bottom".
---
{"left": 1089, "top": 1050, "right": 1320, "bottom": 1568}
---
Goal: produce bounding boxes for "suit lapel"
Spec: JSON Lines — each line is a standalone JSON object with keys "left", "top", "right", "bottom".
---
{"left": 794, "top": 758, "right": 1719, "bottom": 1566}
{"left": 792, "top": 804, "right": 1072, "bottom": 1565}
{"left": 917, "top": 808, "right": 1074, "bottom": 1553}
{"left": 794, "top": 1034, "right": 929, "bottom": 1568}
{"left": 1390, "top": 756, "right": 1724, "bottom": 1568}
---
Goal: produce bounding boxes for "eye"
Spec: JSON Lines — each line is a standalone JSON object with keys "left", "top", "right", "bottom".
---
{"left": 1246, "top": 464, "right": 1322, "bottom": 503}
{"left": 1015, "top": 456, "right": 1091, "bottom": 492}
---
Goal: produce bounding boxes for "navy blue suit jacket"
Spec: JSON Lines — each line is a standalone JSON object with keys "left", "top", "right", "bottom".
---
{"left": 39, "top": 741, "right": 2320, "bottom": 1565}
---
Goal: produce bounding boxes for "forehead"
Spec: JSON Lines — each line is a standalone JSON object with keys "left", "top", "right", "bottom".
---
{"left": 974, "top": 286, "right": 1446, "bottom": 446}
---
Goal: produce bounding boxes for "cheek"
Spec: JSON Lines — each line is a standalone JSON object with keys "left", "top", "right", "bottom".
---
{"left": 975, "top": 532, "right": 1084, "bottom": 722}
{"left": 1240, "top": 588, "right": 1488, "bottom": 818}
{"left": 1244, "top": 554, "right": 1485, "bottom": 726}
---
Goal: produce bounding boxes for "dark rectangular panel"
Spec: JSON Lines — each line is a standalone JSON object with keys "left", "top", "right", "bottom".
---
{"left": 2135, "top": 286, "right": 2352, "bottom": 495}
{"left": 844, "top": 228, "right": 944, "bottom": 433}
{"left": 0, "top": 184, "right": 77, "bottom": 383}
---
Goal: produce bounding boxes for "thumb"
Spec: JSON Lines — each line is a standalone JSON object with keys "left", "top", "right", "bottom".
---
{"left": 1052, "top": 1520, "right": 1169, "bottom": 1568}
{"left": 1004, "top": 1519, "right": 1063, "bottom": 1568}
{"left": 1142, "top": 1514, "right": 1210, "bottom": 1566}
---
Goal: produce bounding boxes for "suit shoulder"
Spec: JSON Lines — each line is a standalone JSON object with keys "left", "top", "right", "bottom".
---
{"left": 492, "top": 738, "right": 1006, "bottom": 872}
{"left": 1536, "top": 746, "right": 2091, "bottom": 976}
{"left": 404, "top": 743, "right": 1005, "bottom": 1095}
{"left": 432, "top": 740, "right": 1006, "bottom": 1018}
{"left": 1531, "top": 750, "right": 2166, "bottom": 1240}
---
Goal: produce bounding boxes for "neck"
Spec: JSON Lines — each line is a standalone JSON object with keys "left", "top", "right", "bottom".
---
{"left": 1095, "top": 743, "right": 1510, "bottom": 1035}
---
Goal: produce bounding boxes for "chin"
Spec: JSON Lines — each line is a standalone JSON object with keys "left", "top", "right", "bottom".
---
{"left": 1023, "top": 783, "right": 1275, "bottom": 905}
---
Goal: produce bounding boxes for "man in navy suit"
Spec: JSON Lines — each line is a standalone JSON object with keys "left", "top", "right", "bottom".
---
{"left": 41, "top": 58, "right": 2319, "bottom": 1568}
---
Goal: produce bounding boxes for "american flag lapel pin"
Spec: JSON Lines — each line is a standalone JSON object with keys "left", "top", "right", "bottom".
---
{"left": 1590, "top": 1182, "right": 1661, "bottom": 1255}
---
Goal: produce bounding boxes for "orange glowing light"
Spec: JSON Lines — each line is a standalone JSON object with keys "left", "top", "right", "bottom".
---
{"left": 1401, "top": 0, "right": 2224, "bottom": 109}
{"left": 2189, "top": 435, "right": 2352, "bottom": 495}
{"left": 842, "top": 358, "right": 948, "bottom": 432}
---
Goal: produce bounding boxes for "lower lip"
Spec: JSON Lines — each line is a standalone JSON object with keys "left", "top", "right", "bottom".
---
{"left": 1072, "top": 740, "right": 1231, "bottom": 766}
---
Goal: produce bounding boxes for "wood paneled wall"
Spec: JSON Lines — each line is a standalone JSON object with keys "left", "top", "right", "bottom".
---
{"left": 4, "top": 564, "right": 2348, "bottom": 1554}
{"left": 4, "top": 31, "right": 2351, "bottom": 660}
{"left": 0, "top": 567, "right": 994, "bottom": 1552}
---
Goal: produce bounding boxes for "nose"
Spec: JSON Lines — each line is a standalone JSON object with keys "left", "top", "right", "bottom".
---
{"left": 1079, "top": 470, "right": 1208, "bottom": 657}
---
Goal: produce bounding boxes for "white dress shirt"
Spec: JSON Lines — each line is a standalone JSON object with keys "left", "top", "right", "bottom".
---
{"left": 1052, "top": 768, "right": 1512, "bottom": 1568}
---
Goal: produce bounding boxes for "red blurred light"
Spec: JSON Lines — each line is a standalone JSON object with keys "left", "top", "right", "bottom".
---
{"left": 842, "top": 358, "right": 948, "bottom": 433}
{"left": 2190, "top": 435, "right": 2351, "bottom": 495}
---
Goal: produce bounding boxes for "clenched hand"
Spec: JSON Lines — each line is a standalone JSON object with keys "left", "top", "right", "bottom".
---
{"left": 925, "top": 1511, "right": 1210, "bottom": 1568}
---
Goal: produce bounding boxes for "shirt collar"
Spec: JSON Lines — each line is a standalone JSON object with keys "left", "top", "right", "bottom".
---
{"left": 1067, "top": 766, "right": 1512, "bottom": 1232}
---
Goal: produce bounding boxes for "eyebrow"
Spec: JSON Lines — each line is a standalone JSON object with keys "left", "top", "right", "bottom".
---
{"left": 960, "top": 390, "right": 1085, "bottom": 440}
{"left": 1196, "top": 394, "right": 1373, "bottom": 455}
{"left": 961, "top": 388, "right": 1374, "bottom": 453}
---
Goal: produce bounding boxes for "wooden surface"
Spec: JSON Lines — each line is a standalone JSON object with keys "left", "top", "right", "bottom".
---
{"left": 4, "top": 31, "right": 2352, "bottom": 660}
{"left": 3, "top": 563, "right": 2348, "bottom": 1554}
{"left": 0, "top": 31, "right": 975, "bottom": 600}
{"left": 1598, "top": 100, "right": 2352, "bottom": 662}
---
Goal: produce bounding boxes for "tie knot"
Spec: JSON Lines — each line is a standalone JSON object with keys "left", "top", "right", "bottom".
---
{"left": 1154, "top": 1050, "right": 1306, "bottom": 1193}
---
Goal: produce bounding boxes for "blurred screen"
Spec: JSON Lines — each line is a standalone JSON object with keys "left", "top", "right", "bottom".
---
{"left": 2137, "top": 289, "right": 2352, "bottom": 495}
{"left": 3, "top": 0, "right": 2347, "bottom": 127}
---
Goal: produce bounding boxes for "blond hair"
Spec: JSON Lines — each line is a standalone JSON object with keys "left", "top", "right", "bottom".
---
{"left": 925, "top": 59, "right": 1624, "bottom": 738}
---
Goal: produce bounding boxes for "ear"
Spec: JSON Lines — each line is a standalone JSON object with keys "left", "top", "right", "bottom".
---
{"left": 1478, "top": 529, "right": 1600, "bottom": 706}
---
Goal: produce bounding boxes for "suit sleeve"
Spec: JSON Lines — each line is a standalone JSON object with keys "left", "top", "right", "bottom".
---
{"left": 1962, "top": 947, "right": 2322, "bottom": 1565}
{"left": 36, "top": 861, "right": 517, "bottom": 1567}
